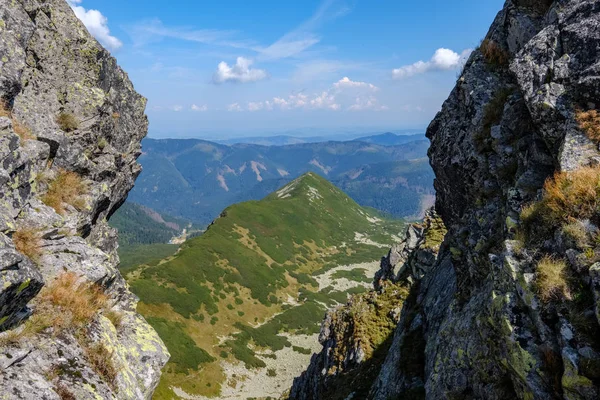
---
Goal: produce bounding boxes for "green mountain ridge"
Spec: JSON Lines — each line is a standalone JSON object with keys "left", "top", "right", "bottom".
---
{"left": 123, "top": 172, "right": 405, "bottom": 399}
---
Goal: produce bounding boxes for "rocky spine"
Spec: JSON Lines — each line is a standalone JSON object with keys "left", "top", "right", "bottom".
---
{"left": 0, "top": 1, "right": 168, "bottom": 399}
{"left": 292, "top": 1, "right": 600, "bottom": 399}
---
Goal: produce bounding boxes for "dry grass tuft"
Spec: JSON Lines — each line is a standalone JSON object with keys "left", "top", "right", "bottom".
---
{"left": 54, "top": 384, "right": 76, "bottom": 400}
{"left": 542, "top": 167, "right": 600, "bottom": 223}
{"left": 0, "top": 101, "right": 35, "bottom": 141}
{"left": 41, "top": 169, "right": 88, "bottom": 214}
{"left": 0, "top": 100, "right": 10, "bottom": 118}
{"left": 576, "top": 109, "right": 600, "bottom": 143}
{"left": 13, "top": 227, "right": 43, "bottom": 262}
{"left": 56, "top": 112, "right": 79, "bottom": 132}
{"left": 480, "top": 39, "right": 510, "bottom": 67}
{"left": 84, "top": 342, "right": 119, "bottom": 388}
{"left": 561, "top": 221, "right": 589, "bottom": 249}
{"left": 0, "top": 272, "right": 109, "bottom": 347}
{"left": 38, "top": 272, "right": 108, "bottom": 329}
{"left": 0, "top": 329, "right": 22, "bottom": 347}
{"left": 536, "top": 256, "right": 571, "bottom": 303}
{"left": 521, "top": 167, "right": 600, "bottom": 239}
{"left": 12, "top": 119, "right": 36, "bottom": 141}
{"left": 105, "top": 310, "right": 124, "bottom": 330}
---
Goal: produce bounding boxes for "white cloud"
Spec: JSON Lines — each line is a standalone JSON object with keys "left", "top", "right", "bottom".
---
{"left": 170, "top": 105, "right": 183, "bottom": 112}
{"left": 333, "top": 77, "right": 379, "bottom": 91}
{"left": 392, "top": 48, "right": 472, "bottom": 79}
{"left": 244, "top": 76, "right": 387, "bottom": 112}
{"left": 310, "top": 91, "right": 340, "bottom": 110}
{"left": 227, "top": 103, "right": 243, "bottom": 112}
{"left": 247, "top": 101, "right": 274, "bottom": 112}
{"left": 191, "top": 104, "right": 208, "bottom": 112}
{"left": 67, "top": 0, "right": 122, "bottom": 51}
{"left": 213, "top": 57, "right": 268, "bottom": 84}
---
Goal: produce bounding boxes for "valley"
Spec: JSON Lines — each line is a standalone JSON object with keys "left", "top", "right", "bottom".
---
{"left": 121, "top": 173, "right": 405, "bottom": 399}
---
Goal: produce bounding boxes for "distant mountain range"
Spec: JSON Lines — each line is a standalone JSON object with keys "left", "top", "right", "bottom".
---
{"left": 353, "top": 132, "right": 425, "bottom": 146}
{"left": 213, "top": 131, "right": 425, "bottom": 146}
{"left": 129, "top": 137, "right": 433, "bottom": 225}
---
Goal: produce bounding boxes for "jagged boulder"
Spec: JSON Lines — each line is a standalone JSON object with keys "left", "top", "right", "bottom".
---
{"left": 375, "top": 209, "right": 445, "bottom": 287}
{"left": 0, "top": 0, "right": 168, "bottom": 399}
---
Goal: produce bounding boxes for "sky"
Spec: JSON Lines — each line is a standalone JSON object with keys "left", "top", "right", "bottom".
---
{"left": 67, "top": 0, "right": 505, "bottom": 139}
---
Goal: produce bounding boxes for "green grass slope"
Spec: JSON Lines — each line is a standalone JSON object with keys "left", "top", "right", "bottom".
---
{"left": 123, "top": 172, "right": 405, "bottom": 398}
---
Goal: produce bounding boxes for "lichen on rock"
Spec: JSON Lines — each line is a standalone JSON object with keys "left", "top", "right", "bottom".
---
{"left": 0, "top": 0, "right": 168, "bottom": 398}
{"left": 292, "top": 1, "right": 600, "bottom": 399}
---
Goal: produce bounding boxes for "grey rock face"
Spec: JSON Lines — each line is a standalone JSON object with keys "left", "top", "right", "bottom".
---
{"left": 0, "top": 0, "right": 168, "bottom": 399}
{"left": 290, "top": 209, "right": 444, "bottom": 400}
{"left": 294, "top": 1, "right": 600, "bottom": 399}
{"left": 375, "top": 209, "right": 444, "bottom": 286}
{"left": 371, "top": 1, "right": 600, "bottom": 400}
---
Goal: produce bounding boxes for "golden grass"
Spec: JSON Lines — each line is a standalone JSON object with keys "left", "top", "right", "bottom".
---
{"left": 56, "top": 112, "right": 79, "bottom": 132}
{"left": 13, "top": 227, "right": 43, "bottom": 262}
{"left": 576, "top": 109, "right": 600, "bottom": 143}
{"left": 536, "top": 256, "right": 571, "bottom": 303}
{"left": 0, "top": 101, "right": 10, "bottom": 118}
{"left": 83, "top": 342, "right": 119, "bottom": 388}
{"left": 521, "top": 167, "right": 600, "bottom": 235}
{"left": 1, "top": 272, "right": 109, "bottom": 346}
{"left": 543, "top": 167, "right": 600, "bottom": 222}
{"left": 105, "top": 310, "right": 124, "bottom": 330}
{"left": 0, "top": 101, "right": 35, "bottom": 141}
{"left": 0, "top": 329, "right": 22, "bottom": 347}
{"left": 38, "top": 272, "right": 108, "bottom": 329}
{"left": 53, "top": 384, "right": 76, "bottom": 400}
{"left": 41, "top": 169, "right": 88, "bottom": 214}
{"left": 561, "top": 221, "right": 589, "bottom": 249}
{"left": 480, "top": 39, "right": 510, "bottom": 67}
{"left": 12, "top": 119, "right": 36, "bottom": 141}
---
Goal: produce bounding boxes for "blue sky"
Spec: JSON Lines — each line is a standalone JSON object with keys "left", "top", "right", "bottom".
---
{"left": 68, "top": 0, "right": 504, "bottom": 139}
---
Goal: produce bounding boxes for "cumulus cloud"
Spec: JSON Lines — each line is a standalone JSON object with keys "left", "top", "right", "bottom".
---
{"left": 191, "top": 104, "right": 208, "bottom": 112}
{"left": 67, "top": 0, "right": 123, "bottom": 51}
{"left": 392, "top": 48, "right": 472, "bottom": 79}
{"left": 333, "top": 77, "right": 379, "bottom": 92}
{"left": 238, "top": 76, "right": 388, "bottom": 112}
{"left": 213, "top": 57, "right": 268, "bottom": 84}
{"left": 227, "top": 103, "right": 243, "bottom": 112}
{"left": 170, "top": 105, "right": 183, "bottom": 112}
{"left": 247, "top": 101, "right": 274, "bottom": 112}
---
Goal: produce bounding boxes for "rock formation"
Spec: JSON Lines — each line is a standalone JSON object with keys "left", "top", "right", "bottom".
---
{"left": 0, "top": 1, "right": 168, "bottom": 398}
{"left": 290, "top": 211, "right": 444, "bottom": 399}
{"left": 292, "top": 0, "right": 600, "bottom": 399}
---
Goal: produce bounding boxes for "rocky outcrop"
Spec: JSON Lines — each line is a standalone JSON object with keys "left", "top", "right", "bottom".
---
{"left": 290, "top": 211, "right": 444, "bottom": 400}
{"left": 0, "top": 1, "right": 168, "bottom": 399}
{"left": 375, "top": 209, "right": 445, "bottom": 287}
{"left": 293, "top": 1, "right": 600, "bottom": 399}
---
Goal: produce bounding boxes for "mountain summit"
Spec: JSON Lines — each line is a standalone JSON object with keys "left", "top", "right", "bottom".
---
{"left": 124, "top": 173, "right": 404, "bottom": 399}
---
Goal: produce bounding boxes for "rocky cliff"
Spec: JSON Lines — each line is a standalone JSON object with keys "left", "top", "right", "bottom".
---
{"left": 291, "top": 0, "right": 600, "bottom": 399}
{"left": 290, "top": 211, "right": 444, "bottom": 399}
{"left": 0, "top": 1, "right": 168, "bottom": 399}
